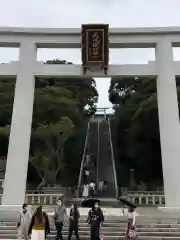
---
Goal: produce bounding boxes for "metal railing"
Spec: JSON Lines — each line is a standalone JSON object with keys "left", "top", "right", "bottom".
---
{"left": 108, "top": 118, "right": 118, "bottom": 198}
{"left": 77, "top": 121, "right": 90, "bottom": 197}
{"left": 96, "top": 120, "right": 100, "bottom": 186}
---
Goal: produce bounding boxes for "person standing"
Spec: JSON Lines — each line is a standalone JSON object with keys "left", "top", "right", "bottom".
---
{"left": 84, "top": 169, "right": 90, "bottom": 182}
{"left": 86, "top": 154, "right": 90, "bottom": 165}
{"left": 125, "top": 206, "right": 137, "bottom": 240}
{"left": 89, "top": 180, "right": 96, "bottom": 198}
{"left": 87, "top": 201, "right": 104, "bottom": 240}
{"left": 68, "top": 204, "right": 80, "bottom": 240}
{"left": 17, "top": 204, "right": 32, "bottom": 240}
{"left": 98, "top": 180, "right": 104, "bottom": 193}
{"left": 53, "top": 198, "right": 68, "bottom": 240}
{"left": 82, "top": 183, "right": 89, "bottom": 199}
{"left": 103, "top": 181, "right": 108, "bottom": 192}
{"left": 28, "top": 206, "right": 50, "bottom": 240}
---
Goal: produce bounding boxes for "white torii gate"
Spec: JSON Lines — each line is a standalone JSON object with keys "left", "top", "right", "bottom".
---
{"left": 0, "top": 26, "right": 180, "bottom": 209}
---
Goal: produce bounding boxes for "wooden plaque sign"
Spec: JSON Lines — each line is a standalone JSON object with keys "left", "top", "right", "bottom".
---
{"left": 81, "top": 24, "right": 109, "bottom": 74}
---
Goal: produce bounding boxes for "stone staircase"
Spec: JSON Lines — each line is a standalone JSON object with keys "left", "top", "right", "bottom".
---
{"left": 0, "top": 216, "right": 180, "bottom": 239}
{"left": 78, "top": 120, "right": 98, "bottom": 195}
{"left": 97, "top": 120, "right": 116, "bottom": 198}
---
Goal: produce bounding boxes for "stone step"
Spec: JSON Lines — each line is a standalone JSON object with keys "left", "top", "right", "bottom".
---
{"left": 0, "top": 230, "right": 180, "bottom": 236}
{"left": 1, "top": 236, "right": 180, "bottom": 240}
{"left": 1, "top": 226, "right": 180, "bottom": 232}
{"left": 1, "top": 217, "right": 180, "bottom": 240}
{"left": 1, "top": 222, "right": 180, "bottom": 228}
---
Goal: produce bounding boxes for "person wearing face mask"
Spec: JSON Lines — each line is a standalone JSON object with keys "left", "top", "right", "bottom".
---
{"left": 17, "top": 204, "right": 32, "bottom": 240}
{"left": 68, "top": 204, "right": 80, "bottom": 240}
{"left": 87, "top": 201, "right": 104, "bottom": 240}
{"left": 53, "top": 198, "right": 68, "bottom": 240}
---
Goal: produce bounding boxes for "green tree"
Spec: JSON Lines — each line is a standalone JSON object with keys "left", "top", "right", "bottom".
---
{"left": 0, "top": 59, "right": 99, "bottom": 187}
{"left": 30, "top": 116, "right": 74, "bottom": 185}
{"left": 109, "top": 77, "right": 180, "bottom": 189}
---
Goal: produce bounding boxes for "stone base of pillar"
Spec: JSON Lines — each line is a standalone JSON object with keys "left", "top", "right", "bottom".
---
{"left": 0, "top": 205, "right": 21, "bottom": 221}
{"left": 158, "top": 206, "right": 180, "bottom": 215}
{"left": 0, "top": 205, "right": 33, "bottom": 221}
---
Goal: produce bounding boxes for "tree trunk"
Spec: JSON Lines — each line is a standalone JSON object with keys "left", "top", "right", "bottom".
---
{"left": 37, "top": 175, "right": 46, "bottom": 191}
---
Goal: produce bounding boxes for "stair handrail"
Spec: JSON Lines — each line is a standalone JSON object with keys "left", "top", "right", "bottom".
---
{"left": 96, "top": 120, "right": 100, "bottom": 187}
{"left": 77, "top": 120, "right": 90, "bottom": 197}
{"left": 108, "top": 118, "right": 118, "bottom": 198}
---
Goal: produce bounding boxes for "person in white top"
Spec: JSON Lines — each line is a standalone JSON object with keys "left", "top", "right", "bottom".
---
{"left": 125, "top": 206, "right": 136, "bottom": 240}
{"left": 17, "top": 204, "right": 32, "bottom": 240}
{"left": 122, "top": 205, "right": 129, "bottom": 216}
{"left": 89, "top": 180, "right": 96, "bottom": 198}
{"left": 98, "top": 180, "right": 104, "bottom": 193}
{"left": 82, "top": 184, "right": 89, "bottom": 199}
{"left": 85, "top": 170, "right": 90, "bottom": 176}
{"left": 84, "top": 169, "right": 90, "bottom": 182}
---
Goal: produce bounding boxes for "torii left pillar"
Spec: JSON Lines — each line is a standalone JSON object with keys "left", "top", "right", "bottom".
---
{"left": 2, "top": 41, "right": 36, "bottom": 206}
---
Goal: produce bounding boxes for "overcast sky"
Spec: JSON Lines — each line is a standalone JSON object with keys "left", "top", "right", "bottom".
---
{"left": 1, "top": 0, "right": 180, "bottom": 113}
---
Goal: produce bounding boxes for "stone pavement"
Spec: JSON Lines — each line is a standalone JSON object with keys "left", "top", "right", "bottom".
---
{"left": 1, "top": 206, "right": 180, "bottom": 239}
{"left": 1, "top": 217, "right": 180, "bottom": 239}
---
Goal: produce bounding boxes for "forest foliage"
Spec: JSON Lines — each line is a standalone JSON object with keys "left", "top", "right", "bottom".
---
{"left": 0, "top": 59, "right": 98, "bottom": 186}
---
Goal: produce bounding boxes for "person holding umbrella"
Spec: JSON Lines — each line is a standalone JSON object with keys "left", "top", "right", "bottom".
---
{"left": 86, "top": 200, "right": 104, "bottom": 240}
{"left": 119, "top": 197, "right": 137, "bottom": 240}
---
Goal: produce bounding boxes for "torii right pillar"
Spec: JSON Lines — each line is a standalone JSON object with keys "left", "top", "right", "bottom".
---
{"left": 156, "top": 39, "right": 180, "bottom": 209}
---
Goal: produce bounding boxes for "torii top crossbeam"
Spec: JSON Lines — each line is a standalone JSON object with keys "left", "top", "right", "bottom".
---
{"left": 0, "top": 26, "right": 180, "bottom": 48}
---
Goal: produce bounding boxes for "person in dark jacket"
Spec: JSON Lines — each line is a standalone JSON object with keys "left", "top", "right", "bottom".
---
{"left": 68, "top": 204, "right": 80, "bottom": 240}
{"left": 28, "top": 206, "right": 50, "bottom": 240}
{"left": 87, "top": 201, "right": 104, "bottom": 240}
